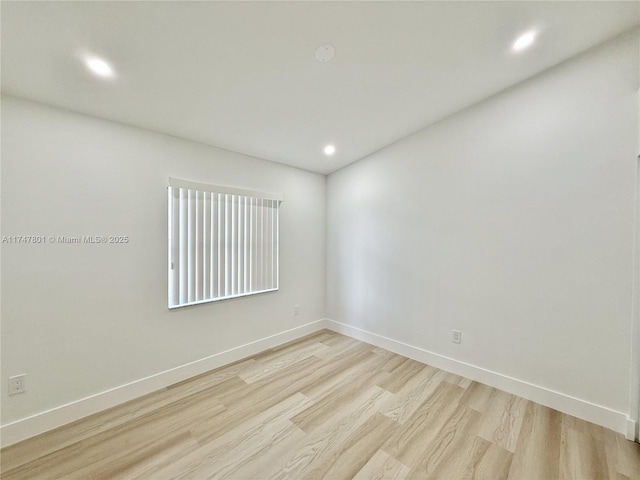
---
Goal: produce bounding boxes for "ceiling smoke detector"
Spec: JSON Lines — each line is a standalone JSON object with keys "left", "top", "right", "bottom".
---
{"left": 315, "top": 44, "right": 335, "bottom": 62}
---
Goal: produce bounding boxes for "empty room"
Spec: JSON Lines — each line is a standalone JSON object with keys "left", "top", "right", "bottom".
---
{"left": 1, "top": 1, "right": 639, "bottom": 479}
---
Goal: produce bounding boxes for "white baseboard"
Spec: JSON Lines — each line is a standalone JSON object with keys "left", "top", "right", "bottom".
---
{"left": 626, "top": 418, "right": 638, "bottom": 442}
{"left": 0, "top": 319, "right": 328, "bottom": 448}
{"left": 325, "top": 319, "right": 633, "bottom": 438}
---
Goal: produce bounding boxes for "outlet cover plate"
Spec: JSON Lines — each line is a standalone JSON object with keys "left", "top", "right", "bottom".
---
{"left": 9, "top": 374, "right": 26, "bottom": 395}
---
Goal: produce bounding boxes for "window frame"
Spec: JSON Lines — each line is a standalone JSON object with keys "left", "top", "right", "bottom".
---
{"left": 167, "top": 177, "right": 283, "bottom": 309}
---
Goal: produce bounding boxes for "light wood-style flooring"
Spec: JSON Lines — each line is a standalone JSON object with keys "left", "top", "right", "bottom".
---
{"left": 1, "top": 330, "right": 639, "bottom": 479}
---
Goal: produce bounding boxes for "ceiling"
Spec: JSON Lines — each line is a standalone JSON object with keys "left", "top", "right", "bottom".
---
{"left": 2, "top": 2, "right": 638, "bottom": 175}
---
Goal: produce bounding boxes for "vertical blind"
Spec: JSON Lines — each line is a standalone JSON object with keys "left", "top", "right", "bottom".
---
{"left": 168, "top": 178, "right": 283, "bottom": 309}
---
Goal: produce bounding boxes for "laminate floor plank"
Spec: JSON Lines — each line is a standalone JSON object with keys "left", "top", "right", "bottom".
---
{"left": 441, "top": 370, "right": 465, "bottom": 386}
{"left": 612, "top": 430, "right": 640, "bottom": 478}
{"left": 379, "top": 366, "right": 444, "bottom": 424}
{"left": 371, "top": 346, "right": 397, "bottom": 358}
{"left": 299, "top": 347, "right": 382, "bottom": 400}
{"left": 408, "top": 405, "right": 483, "bottom": 479}
{"left": 1, "top": 330, "right": 637, "bottom": 480}
{"left": 380, "top": 354, "right": 409, "bottom": 373}
{"left": 376, "top": 357, "right": 426, "bottom": 394}
{"left": 306, "top": 413, "right": 399, "bottom": 480}
{"left": 238, "top": 342, "right": 330, "bottom": 383}
{"left": 460, "top": 381, "right": 498, "bottom": 413}
{"left": 560, "top": 425, "right": 610, "bottom": 480}
{"left": 265, "top": 386, "right": 394, "bottom": 480}
{"left": 156, "top": 393, "right": 313, "bottom": 480}
{"left": 291, "top": 355, "right": 389, "bottom": 433}
{"left": 317, "top": 332, "right": 353, "bottom": 347}
{"left": 462, "top": 437, "right": 513, "bottom": 480}
{"left": 63, "top": 431, "right": 197, "bottom": 480}
{"left": 110, "top": 435, "right": 202, "bottom": 480}
{"left": 253, "top": 331, "right": 336, "bottom": 359}
{"left": 353, "top": 449, "right": 410, "bottom": 480}
{"left": 211, "top": 422, "right": 308, "bottom": 480}
{"left": 191, "top": 358, "right": 323, "bottom": 446}
{"left": 457, "top": 376, "right": 473, "bottom": 389}
{"left": 381, "top": 381, "right": 466, "bottom": 467}
{"left": 314, "top": 336, "right": 367, "bottom": 361}
{"left": 478, "top": 389, "right": 528, "bottom": 452}
{"left": 507, "top": 401, "right": 561, "bottom": 479}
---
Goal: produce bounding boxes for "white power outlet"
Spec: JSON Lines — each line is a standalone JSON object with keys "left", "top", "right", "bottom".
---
{"left": 9, "top": 374, "right": 26, "bottom": 395}
{"left": 293, "top": 305, "right": 301, "bottom": 316}
{"left": 452, "top": 330, "right": 462, "bottom": 344}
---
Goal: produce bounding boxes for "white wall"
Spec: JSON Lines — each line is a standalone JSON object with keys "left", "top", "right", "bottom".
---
{"left": 1, "top": 96, "right": 326, "bottom": 426}
{"left": 327, "top": 30, "right": 639, "bottom": 416}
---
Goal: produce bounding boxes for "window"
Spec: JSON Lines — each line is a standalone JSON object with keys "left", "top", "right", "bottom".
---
{"left": 168, "top": 178, "right": 282, "bottom": 309}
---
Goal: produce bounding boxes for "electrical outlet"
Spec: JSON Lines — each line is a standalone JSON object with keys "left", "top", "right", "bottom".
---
{"left": 9, "top": 374, "right": 26, "bottom": 395}
{"left": 293, "top": 305, "right": 301, "bottom": 316}
{"left": 452, "top": 330, "right": 462, "bottom": 344}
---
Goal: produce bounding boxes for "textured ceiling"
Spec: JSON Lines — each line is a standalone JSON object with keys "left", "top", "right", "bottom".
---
{"left": 2, "top": 1, "right": 638, "bottom": 174}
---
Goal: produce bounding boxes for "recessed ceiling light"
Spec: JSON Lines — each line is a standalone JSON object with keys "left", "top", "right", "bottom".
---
{"left": 86, "top": 57, "right": 114, "bottom": 77}
{"left": 512, "top": 31, "right": 536, "bottom": 52}
{"left": 324, "top": 145, "right": 336, "bottom": 156}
